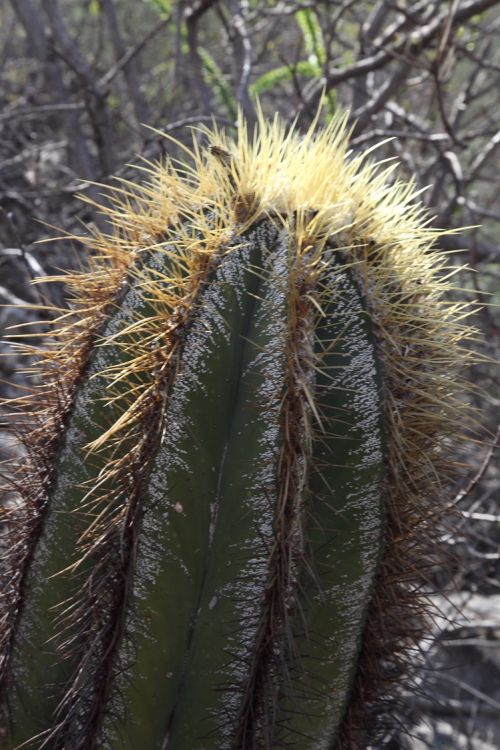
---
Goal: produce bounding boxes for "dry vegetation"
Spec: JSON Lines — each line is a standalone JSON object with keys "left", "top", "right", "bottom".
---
{"left": 1, "top": 2, "right": 500, "bottom": 747}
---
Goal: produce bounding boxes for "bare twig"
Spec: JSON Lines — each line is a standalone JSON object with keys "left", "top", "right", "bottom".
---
{"left": 98, "top": 0, "right": 150, "bottom": 127}
{"left": 224, "top": 1, "right": 257, "bottom": 132}
{"left": 451, "top": 424, "right": 500, "bottom": 507}
{"left": 0, "top": 208, "right": 41, "bottom": 286}
{"left": 0, "top": 104, "right": 84, "bottom": 124}
{"left": 185, "top": 0, "right": 218, "bottom": 117}
{"left": 98, "top": 15, "right": 171, "bottom": 94}
{"left": 436, "top": 672, "right": 500, "bottom": 713}
{"left": 41, "top": 0, "right": 115, "bottom": 176}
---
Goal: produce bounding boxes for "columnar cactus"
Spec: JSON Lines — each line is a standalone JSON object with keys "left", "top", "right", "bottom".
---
{"left": 0, "top": 109, "right": 475, "bottom": 749}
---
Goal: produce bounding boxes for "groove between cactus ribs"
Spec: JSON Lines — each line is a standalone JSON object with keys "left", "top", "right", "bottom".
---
{"left": 106, "top": 221, "right": 285, "bottom": 748}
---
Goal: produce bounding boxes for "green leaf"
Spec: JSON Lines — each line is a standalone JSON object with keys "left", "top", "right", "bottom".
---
{"left": 295, "top": 8, "right": 326, "bottom": 71}
{"left": 143, "top": 0, "right": 172, "bottom": 18}
{"left": 199, "top": 47, "right": 238, "bottom": 120}
{"left": 250, "top": 60, "right": 317, "bottom": 96}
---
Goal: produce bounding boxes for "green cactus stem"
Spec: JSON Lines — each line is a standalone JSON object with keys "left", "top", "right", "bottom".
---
{"left": 0, "top": 108, "right": 476, "bottom": 749}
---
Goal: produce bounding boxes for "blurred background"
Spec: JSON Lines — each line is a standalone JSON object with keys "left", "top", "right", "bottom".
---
{"left": 1, "top": 2, "right": 500, "bottom": 747}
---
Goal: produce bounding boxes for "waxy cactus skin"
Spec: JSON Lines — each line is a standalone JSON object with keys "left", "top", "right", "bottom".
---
{"left": 0, "top": 109, "right": 474, "bottom": 749}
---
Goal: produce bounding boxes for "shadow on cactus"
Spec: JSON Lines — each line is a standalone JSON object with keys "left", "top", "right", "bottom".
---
{"left": 0, "top": 107, "right": 478, "bottom": 749}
